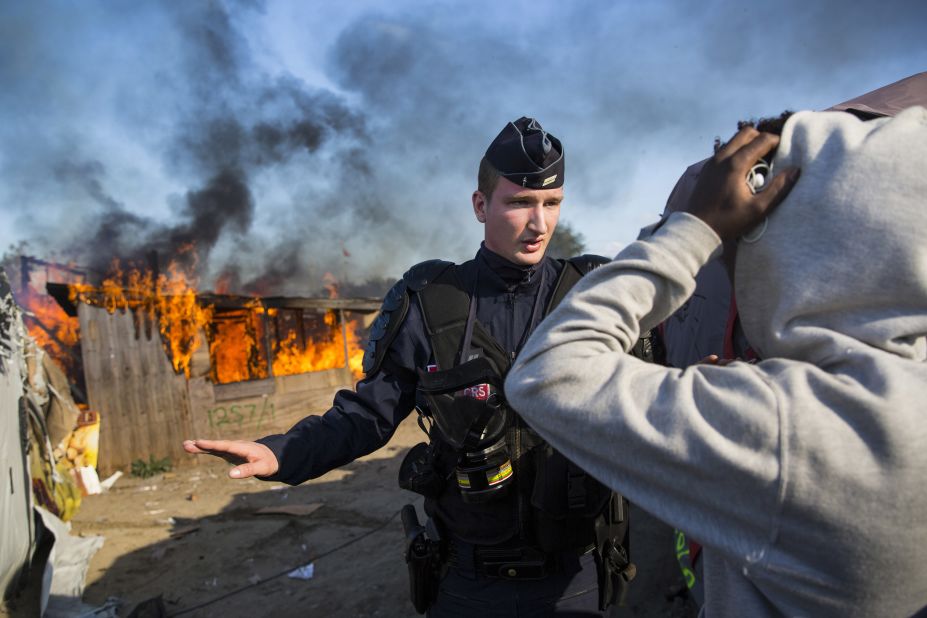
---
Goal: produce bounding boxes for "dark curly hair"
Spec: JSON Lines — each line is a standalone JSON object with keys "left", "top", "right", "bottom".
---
{"left": 714, "top": 110, "right": 795, "bottom": 154}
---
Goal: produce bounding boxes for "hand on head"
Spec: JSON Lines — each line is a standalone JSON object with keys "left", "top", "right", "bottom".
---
{"left": 182, "top": 438, "right": 279, "bottom": 479}
{"left": 685, "top": 127, "right": 800, "bottom": 241}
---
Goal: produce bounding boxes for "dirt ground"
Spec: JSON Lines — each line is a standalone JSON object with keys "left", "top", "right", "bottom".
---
{"left": 70, "top": 416, "right": 695, "bottom": 617}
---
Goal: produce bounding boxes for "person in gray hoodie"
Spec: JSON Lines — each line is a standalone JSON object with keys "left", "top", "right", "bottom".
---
{"left": 658, "top": 74, "right": 927, "bottom": 609}
{"left": 505, "top": 107, "right": 927, "bottom": 617}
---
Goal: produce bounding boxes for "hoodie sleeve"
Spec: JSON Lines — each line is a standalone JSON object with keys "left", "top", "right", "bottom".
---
{"left": 506, "top": 212, "right": 783, "bottom": 563}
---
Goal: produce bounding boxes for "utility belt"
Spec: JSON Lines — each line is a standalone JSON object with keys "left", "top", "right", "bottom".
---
{"left": 448, "top": 536, "right": 594, "bottom": 580}
{"left": 402, "top": 503, "right": 634, "bottom": 614}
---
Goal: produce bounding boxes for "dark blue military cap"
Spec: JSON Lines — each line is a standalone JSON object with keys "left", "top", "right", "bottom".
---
{"left": 485, "top": 117, "right": 564, "bottom": 189}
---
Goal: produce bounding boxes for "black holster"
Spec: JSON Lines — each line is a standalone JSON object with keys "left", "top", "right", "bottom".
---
{"left": 595, "top": 538, "right": 635, "bottom": 610}
{"left": 402, "top": 504, "right": 444, "bottom": 614}
{"left": 594, "top": 495, "right": 635, "bottom": 610}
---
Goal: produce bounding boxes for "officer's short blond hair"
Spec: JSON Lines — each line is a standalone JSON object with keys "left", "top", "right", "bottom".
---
{"left": 477, "top": 156, "right": 501, "bottom": 201}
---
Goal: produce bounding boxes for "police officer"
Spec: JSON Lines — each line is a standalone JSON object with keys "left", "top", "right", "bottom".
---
{"left": 184, "top": 117, "right": 637, "bottom": 616}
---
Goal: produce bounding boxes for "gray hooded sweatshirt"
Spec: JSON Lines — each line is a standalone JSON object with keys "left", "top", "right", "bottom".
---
{"left": 505, "top": 107, "right": 927, "bottom": 617}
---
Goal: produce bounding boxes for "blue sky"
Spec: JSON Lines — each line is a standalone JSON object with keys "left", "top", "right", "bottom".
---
{"left": 1, "top": 1, "right": 924, "bottom": 294}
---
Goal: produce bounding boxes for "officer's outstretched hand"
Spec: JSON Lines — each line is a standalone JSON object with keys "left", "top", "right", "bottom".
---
{"left": 685, "top": 126, "right": 800, "bottom": 241}
{"left": 182, "top": 439, "right": 279, "bottom": 479}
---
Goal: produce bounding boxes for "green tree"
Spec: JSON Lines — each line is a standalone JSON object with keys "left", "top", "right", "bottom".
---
{"left": 546, "top": 221, "right": 586, "bottom": 259}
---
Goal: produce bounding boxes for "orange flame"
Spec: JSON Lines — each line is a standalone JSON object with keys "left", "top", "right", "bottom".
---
{"left": 68, "top": 254, "right": 213, "bottom": 378}
{"left": 322, "top": 272, "right": 339, "bottom": 299}
{"left": 36, "top": 256, "right": 368, "bottom": 386}
{"left": 15, "top": 260, "right": 83, "bottom": 380}
{"left": 271, "top": 310, "right": 364, "bottom": 378}
{"left": 19, "top": 286, "right": 81, "bottom": 376}
{"left": 208, "top": 301, "right": 268, "bottom": 384}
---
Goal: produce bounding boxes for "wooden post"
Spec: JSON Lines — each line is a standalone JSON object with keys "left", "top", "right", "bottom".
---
{"left": 340, "top": 309, "right": 349, "bottom": 369}
{"left": 262, "top": 310, "right": 274, "bottom": 378}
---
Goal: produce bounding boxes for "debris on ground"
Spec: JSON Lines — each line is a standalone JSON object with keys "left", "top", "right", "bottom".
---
{"left": 287, "top": 563, "right": 315, "bottom": 581}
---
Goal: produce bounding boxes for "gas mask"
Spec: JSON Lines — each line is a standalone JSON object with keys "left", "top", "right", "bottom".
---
{"left": 417, "top": 356, "right": 514, "bottom": 503}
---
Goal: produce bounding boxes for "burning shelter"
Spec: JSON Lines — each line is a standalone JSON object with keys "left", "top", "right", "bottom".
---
{"left": 43, "top": 273, "right": 380, "bottom": 474}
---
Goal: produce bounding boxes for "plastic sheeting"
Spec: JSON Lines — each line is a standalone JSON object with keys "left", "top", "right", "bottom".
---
{"left": 828, "top": 72, "right": 927, "bottom": 118}
{"left": 0, "top": 269, "right": 35, "bottom": 602}
{"left": 36, "top": 506, "right": 109, "bottom": 618}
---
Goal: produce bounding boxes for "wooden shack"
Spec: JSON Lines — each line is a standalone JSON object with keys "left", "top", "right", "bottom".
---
{"left": 49, "top": 285, "right": 380, "bottom": 474}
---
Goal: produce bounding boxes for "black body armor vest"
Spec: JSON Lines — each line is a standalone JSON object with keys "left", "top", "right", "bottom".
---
{"left": 400, "top": 257, "right": 646, "bottom": 553}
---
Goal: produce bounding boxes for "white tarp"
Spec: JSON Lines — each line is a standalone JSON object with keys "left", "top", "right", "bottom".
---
{"left": 37, "top": 506, "right": 108, "bottom": 618}
{"left": 2, "top": 270, "right": 110, "bottom": 617}
{"left": 0, "top": 271, "right": 35, "bottom": 602}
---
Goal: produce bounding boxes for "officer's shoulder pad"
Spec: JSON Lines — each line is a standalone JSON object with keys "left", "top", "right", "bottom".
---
{"left": 567, "top": 254, "right": 610, "bottom": 274}
{"left": 402, "top": 259, "right": 454, "bottom": 292}
{"left": 362, "top": 276, "right": 414, "bottom": 375}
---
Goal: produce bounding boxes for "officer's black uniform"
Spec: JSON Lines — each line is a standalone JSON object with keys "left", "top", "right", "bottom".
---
{"left": 259, "top": 245, "right": 567, "bottom": 481}
{"left": 257, "top": 118, "right": 633, "bottom": 616}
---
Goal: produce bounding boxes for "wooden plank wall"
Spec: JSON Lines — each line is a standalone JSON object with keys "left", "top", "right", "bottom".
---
{"left": 79, "top": 303, "right": 356, "bottom": 473}
{"left": 184, "top": 367, "right": 354, "bottom": 449}
{"left": 79, "top": 305, "right": 194, "bottom": 474}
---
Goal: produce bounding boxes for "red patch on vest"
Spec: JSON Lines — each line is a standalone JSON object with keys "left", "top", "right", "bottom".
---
{"left": 457, "top": 384, "right": 491, "bottom": 400}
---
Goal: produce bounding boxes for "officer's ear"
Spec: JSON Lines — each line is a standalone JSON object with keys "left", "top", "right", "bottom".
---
{"left": 472, "top": 190, "right": 488, "bottom": 223}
